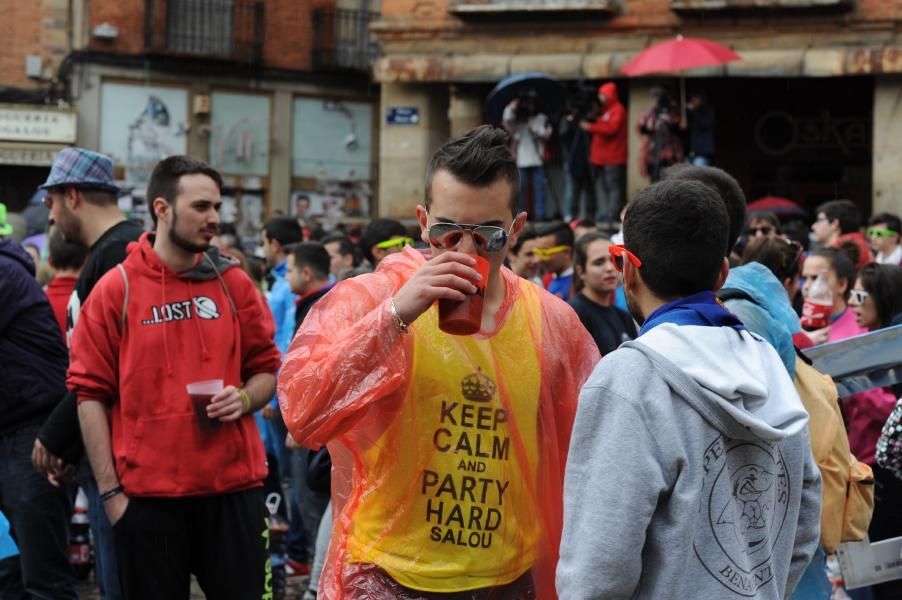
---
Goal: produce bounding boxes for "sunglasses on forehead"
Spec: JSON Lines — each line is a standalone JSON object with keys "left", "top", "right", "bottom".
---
{"left": 867, "top": 227, "right": 899, "bottom": 238}
{"left": 427, "top": 221, "right": 511, "bottom": 253}
{"left": 375, "top": 237, "right": 414, "bottom": 250}
{"left": 608, "top": 244, "right": 642, "bottom": 272}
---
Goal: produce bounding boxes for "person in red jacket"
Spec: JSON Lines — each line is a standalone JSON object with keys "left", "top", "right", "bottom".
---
{"left": 43, "top": 228, "right": 88, "bottom": 342}
{"left": 581, "top": 82, "right": 627, "bottom": 227}
{"left": 69, "top": 156, "right": 281, "bottom": 599}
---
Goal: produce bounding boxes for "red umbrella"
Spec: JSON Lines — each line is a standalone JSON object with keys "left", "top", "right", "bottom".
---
{"left": 620, "top": 36, "right": 742, "bottom": 77}
{"left": 621, "top": 36, "right": 742, "bottom": 119}
{"left": 747, "top": 196, "right": 808, "bottom": 217}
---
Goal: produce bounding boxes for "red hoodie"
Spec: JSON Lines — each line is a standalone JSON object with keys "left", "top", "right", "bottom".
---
{"left": 585, "top": 82, "right": 628, "bottom": 166}
{"left": 833, "top": 232, "right": 873, "bottom": 269}
{"left": 68, "top": 233, "right": 280, "bottom": 497}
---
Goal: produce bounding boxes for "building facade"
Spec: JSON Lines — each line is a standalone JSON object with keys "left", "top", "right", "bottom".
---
{"left": 372, "top": 0, "right": 902, "bottom": 220}
{"left": 1, "top": 0, "right": 380, "bottom": 241}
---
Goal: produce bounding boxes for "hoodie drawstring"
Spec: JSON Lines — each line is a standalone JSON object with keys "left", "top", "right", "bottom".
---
{"left": 189, "top": 280, "right": 212, "bottom": 362}
{"left": 161, "top": 269, "right": 174, "bottom": 376}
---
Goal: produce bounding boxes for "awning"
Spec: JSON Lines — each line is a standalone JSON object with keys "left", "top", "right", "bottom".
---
{"left": 0, "top": 142, "right": 68, "bottom": 166}
{"left": 374, "top": 45, "right": 902, "bottom": 83}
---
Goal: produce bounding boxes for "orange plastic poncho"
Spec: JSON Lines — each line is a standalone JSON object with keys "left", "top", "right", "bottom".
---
{"left": 278, "top": 247, "right": 599, "bottom": 599}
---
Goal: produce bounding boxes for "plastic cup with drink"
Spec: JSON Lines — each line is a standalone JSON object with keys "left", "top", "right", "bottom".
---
{"left": 801, "top": 273, "right": 833, "bottom": 331}
{"left": 187, "top": 379, "right": 223, "bottom": 432}
{"left": 438, "top": 255, "right": 490, "bottom": 336}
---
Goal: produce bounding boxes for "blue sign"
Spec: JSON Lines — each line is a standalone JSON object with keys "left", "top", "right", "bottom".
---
{"left": 386, "top": 107, "right": 420, "bottom": 126}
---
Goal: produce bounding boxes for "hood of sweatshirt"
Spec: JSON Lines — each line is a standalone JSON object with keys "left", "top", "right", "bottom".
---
{"left": 127, "top": 232, "right": 238, "bottom": 281}
{"left": 721, "top": 262, "right": 800, "bottom": 376}
{"left": 628, "top": 323, "right": 809, "bottom": 442}
{"left": 599, "top": 82, "right": 619, "bottom": 107}
{"left": 0, "top": 239, "right": 35, "bottom": 276}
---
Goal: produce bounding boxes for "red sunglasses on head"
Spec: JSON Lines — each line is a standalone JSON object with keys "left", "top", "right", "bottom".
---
{"left": 608, "top": 244, "right": 642, "bottom": 272}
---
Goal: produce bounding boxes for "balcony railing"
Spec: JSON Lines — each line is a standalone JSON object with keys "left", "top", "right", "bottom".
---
{"left": 450, "top": 0, "right": 617, "bottom": 15}
{"left": 145, "top": 0, "right": 264, "bottom": 63}
{"left": 671, "top": 0, "right": 851, "bottom": 11}
{"left": 313, "top": 9, "right": 378, "bottom": 72}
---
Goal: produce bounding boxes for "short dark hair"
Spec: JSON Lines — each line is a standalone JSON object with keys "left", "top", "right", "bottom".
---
{"left": 746, "top": 211, "right": 780, "bottom": 232}
{"left": 510, "top": 228, "right": 537, "bottom": 255}
{"left": 263, "top": 216, "right": 303, "bottom": 248}
{"left": 662, "top": 164, "right": 746, "bottom": 256}
{"left": 146, "top": 156, "right": 223, "bottom": 227}
{"left": 868, "top": 212, "right": 901, "bottom": 234}
{"left": 741, "top": 237, "right": 802, "bottom": 283}
{"left": 47, "top": 228, "right": 88, "bottom": 271}
{"left": 49, "top": 186, "right": 117, "bottom": 207}
{"left": 624, "top": 179, "right": 729, "bottom": 299}
{"left": 425, "top": 125, "right": 520, "bottom": 215}
{"left": 536, "top": 222, "right": 574, "bottom": 248}
{"left": 360, "top": 218, "right": 408, "bottom": 264}
{"left": 808, "top": 247, "right": 856, "bottom": 301}
{"left": 289, "top": 242, "right": 331, "bottom": 281}
{"left": 816, "top": 200, "right": 860, "bottom": 234}
{"left": 322, "top": 234, "right": 361, "bottom": 267}
{"left": 573, "top": 232, "right": 611, "bottom": 294}
{"left": 857, "top": 263, "right": 902, "bottom": 329}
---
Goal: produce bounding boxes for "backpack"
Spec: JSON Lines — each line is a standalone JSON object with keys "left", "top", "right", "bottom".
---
{"left": 718, "top": 287, "right": 874, "bottom": 552}
{"left": 794, "top": 356, "right": 874, "bottom": 553}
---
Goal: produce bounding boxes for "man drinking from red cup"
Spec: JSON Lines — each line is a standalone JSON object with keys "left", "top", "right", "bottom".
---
{"left": 278, "top": 125, "right": 599, "bottom": 599}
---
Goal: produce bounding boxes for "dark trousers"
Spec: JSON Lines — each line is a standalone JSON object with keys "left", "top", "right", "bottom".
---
{"left": 290, "top": 448, "right": 330, "bottom": 561}
{"left": 345, "top": 564, "right": 535, "bottom": 599}
{"left": 112, "top": 487, "right": 269, "bottom": 600}
{"left": 0, "top": 425, "right": 76, "bottom": 600}
{"left": 592, "top": 164, "right": 626, "bottom": 224}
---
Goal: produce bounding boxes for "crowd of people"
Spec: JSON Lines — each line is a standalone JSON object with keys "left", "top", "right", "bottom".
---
{"left": 502, "top": 82, "right": 714, "bottom": 229}
{"left": 0, "top": 124, "right": 901, "bottom": 600}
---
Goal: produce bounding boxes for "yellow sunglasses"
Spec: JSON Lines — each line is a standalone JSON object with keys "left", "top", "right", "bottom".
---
{"left": 533, "top": 245, "right": 571, "bottom": 260}
{"left": 376, "top": 236, "right": 414, "bottom": 249}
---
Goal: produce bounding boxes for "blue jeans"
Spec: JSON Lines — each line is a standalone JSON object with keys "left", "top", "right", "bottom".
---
{"left": 593, "top": 164, "right": 626, "bottom": 224}
{"left": 519, "top": 166, "right": 546, "bottom": 220}
{"left": 0, "top": 425, "right": 77, "bottom": 599}
{"left": 562, "top": 165, "right": 596, "bottom": 222}
{"left": 790, "top": 545, "right": 831, "bottom": 599}
{"left": 80, "top": 473, "right": 123, "bottom": 599}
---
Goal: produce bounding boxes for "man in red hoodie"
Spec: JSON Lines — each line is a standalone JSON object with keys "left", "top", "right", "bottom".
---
{"left": 69, "top": 156, "right": 281, "bottom": 599}
{"left": 581, "top": 82, "right": 627, "bottom": 227}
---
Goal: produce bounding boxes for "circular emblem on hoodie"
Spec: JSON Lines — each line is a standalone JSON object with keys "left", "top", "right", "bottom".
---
{"left": 693, "top": 436, "right": 789, "bottom": 597}
{"left": 193, "top": 296, "right": 220, "bottom": 320}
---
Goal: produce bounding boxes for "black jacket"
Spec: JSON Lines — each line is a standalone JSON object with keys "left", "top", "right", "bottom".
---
{"left": 0, "top": 239, "right": 69, "bottom": 434}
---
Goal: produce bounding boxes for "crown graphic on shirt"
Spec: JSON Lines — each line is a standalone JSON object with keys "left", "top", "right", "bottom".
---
{"left": 461, "top": 369, "right": 497, "bottom": 403}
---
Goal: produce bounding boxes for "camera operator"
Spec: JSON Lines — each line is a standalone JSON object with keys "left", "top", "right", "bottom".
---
{"left": 637, "top": 87, "right": 684, "bottom": 182}
{"left": 503, "top": 91, "right": 552, "bottom": 220}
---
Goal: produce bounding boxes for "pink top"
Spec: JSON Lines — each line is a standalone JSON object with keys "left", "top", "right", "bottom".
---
{"left": 827, "top": 308, "right": 866, "bottom": 342}
{"left": 827, "top": 309, "right": 897, "bottom": 465}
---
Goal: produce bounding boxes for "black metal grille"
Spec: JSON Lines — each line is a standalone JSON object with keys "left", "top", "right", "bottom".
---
{"left": 146, "top": 0, "right": 264, "bottom": 63}
{"left": 312, "top": 9, "right": 378, "bottom": 72}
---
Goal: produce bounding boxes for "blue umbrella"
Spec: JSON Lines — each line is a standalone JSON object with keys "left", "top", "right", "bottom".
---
{"left": 485, "top": 72, "right": 565, "bottom": 124}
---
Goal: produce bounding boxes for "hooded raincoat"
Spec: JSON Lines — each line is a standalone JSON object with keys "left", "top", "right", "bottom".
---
{"left": 278, "top": 247, "right": 599, "bottom": 599}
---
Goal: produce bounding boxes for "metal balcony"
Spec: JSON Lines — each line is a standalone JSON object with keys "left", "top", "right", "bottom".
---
{"left": 313, "top": 9, "right": 378, "bottom": 73}
{"left": 145, "top": 0, "right": 264, "bottom": 64}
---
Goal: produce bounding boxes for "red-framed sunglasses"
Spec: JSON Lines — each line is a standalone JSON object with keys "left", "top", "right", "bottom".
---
{"left": 608, "top": 244, "right": 642, "bottom": 272}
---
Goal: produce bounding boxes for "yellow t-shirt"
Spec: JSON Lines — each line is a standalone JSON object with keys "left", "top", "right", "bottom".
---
{"left": 346, "top": 286, "right": 543, "bottom": 592}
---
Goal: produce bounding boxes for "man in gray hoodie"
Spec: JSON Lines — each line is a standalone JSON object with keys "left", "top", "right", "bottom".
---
{"left": 557, "top": 179, "right": 821, "bottom": 599}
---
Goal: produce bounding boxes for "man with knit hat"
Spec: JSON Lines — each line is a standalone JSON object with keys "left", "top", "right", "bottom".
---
{"left": 581, "top": 82, "right": 627, "bottom": 227}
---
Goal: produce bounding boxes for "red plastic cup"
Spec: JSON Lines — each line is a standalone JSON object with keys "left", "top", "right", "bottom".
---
{"left": 439, "top": 255, "right": 490, "bottom": 336}
{"left": 187, "top": 379, "right": 223, "bottom": 432}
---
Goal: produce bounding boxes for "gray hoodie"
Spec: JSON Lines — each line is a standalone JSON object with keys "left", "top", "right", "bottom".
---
{"left": 557, "top": 323, "right": 821, "bottom": 599}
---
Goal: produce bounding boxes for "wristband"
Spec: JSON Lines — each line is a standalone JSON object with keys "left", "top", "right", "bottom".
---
{"left": 238, "top": 388, "right": 251, "bottom": 414}
{"left": 100, "top": 486, "right": 123, "bottom": 503}
{"left": 389, "top": 298, "right": 409, "bottom": 334}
